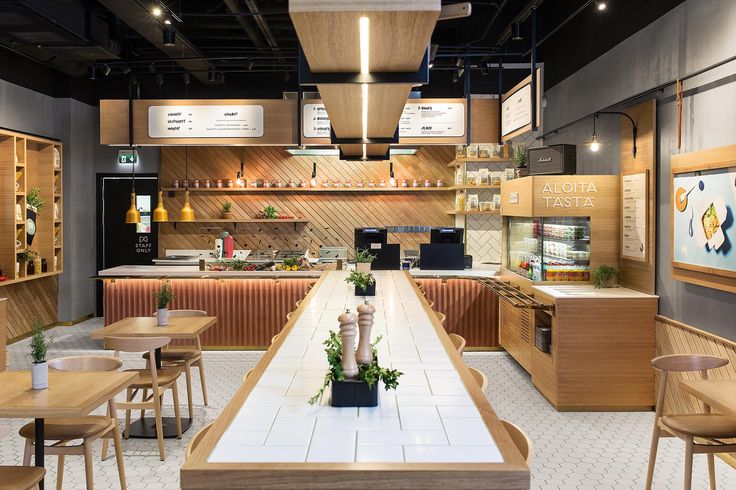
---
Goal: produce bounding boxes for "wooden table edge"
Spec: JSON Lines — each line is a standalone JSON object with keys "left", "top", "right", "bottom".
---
{"left": 89, "top": 316, "right": 218, "bottom": 340}
{"left": 679, "top": 379, "right": 736, "bottom": 415}
{"left": 180, "top": 271, "right": 529, "bottom": 488}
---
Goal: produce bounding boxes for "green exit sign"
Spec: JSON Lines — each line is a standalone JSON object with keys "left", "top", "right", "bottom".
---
{"left": 118, "top": 148, "right": 138, "bottom": 164}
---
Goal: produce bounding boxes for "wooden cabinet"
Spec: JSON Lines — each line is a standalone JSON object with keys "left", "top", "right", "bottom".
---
{"left": 499, "top": 301, "right": 533, "bottom": 372}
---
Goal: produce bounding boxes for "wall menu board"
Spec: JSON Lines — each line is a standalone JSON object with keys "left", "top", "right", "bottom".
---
{"left": 501, "top": 84, "right": 532, "bottom": 138}
{"left": 302, "top": 102, "right": 465, "bottom": 138}
{"left": 148, "top": 105, "right": 264, "bottom": 138}
{"left": 621, "top": 171, "right": 648, "bottom": 261}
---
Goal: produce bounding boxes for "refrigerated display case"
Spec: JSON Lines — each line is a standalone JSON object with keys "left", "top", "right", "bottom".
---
{"left": 507, "top": 216, "right": 591, "bottom": 281}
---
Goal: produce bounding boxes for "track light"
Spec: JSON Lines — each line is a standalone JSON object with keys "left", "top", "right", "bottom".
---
{"left": 152, "top": 6, "right": 162, "bottom": 17}
{"left": 512, "top": 22, "right": 524, "bottom": 41}
{"left": 103, "top": 64, "right": 111, "bottom": 76}
{"left": 247, "top": 59, "right": 254, "bottom": 70}
{"left": 389, "top": 161, "right": 396, "bottom": 187}
{"left": 156, "top": 73, "right": 164, "bottom": 86}
{"left": 164, "top": 19, "right": 172, "bottom": 25}
{"left": 182, "top": 72, "right": 190, "bottom": 86}
{"left": 428, "top": 62, "right": 434, "bottom": 69}
{"left": 208, "top": 71, "right": 221, "bottom": 83}
{"left": 311, "top": 162, "right": 317, "bottom": 187}
{"left": 163, "top": 26, "right": 176, "bottom": 47}
{"left": 88, "top": 65, "right": 98, "bottom": 80}
{"left": 597, "top": 2, "right": 607, "bottom": 11}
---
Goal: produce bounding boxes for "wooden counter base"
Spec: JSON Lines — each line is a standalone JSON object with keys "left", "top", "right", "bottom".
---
{"left": 103, "top": 278, "right": 315, "bottom": 348}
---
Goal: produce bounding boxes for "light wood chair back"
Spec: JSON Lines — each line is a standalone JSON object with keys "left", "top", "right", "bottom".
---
{"left": 152, "top": 309, "right": 207, "bottom": 317}
{"left": 449, "top": 333, "right": 466, "bottom": 356}
{"left": 0, "top": 466, "right": 46, "bottom": 490}
{"left": 243, "top": 368, "right": 255, "bottom": 383}
{"left": 49, "top": 356, "right": 122, "bottom": 372}
{"left": 271, "top": 332, "right": 282, "bottom": 345}
{"left": 501, "top": 420, "right": 533, "bottom": 464}
{"left": 295, "top": 299, "right": 303, "bottom": 308}
{"left": 468, "top": 367, "right": 488, "bottom": 391}
{"left": 286, "top": 311, "right": 294, "bottom": 321}
{"left": 436, "top": 312, "right": 447, "bottom": 326}
{"left": 186, "top": 422, "right": 213, "bottom": 460}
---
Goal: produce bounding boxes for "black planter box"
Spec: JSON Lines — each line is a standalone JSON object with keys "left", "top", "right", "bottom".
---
{"left": 331, "top": 379, "right": 378, "bottom": 407}
{"left": 355, "top": 282, "right": 376, "bottom": 296}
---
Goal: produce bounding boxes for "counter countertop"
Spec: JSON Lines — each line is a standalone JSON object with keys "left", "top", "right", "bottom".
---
{"left": 97, "top": 265, "right": 499, "bottom": 279}
{"left": 532, "top": 284, "right": 658, "bottom": 299}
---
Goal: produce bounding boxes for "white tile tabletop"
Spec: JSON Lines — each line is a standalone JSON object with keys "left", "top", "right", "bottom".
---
{"left": 207, "top": 270, "right": 504, "bottom": 464}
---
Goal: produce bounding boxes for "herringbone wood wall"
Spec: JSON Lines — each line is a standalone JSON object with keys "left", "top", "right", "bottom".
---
{"left": 159, "top": 146, "right": 455, "bottom": 257}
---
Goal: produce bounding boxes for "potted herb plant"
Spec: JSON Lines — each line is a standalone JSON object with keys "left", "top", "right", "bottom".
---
{"left": 309, "top": 331, "right": 402, "bottom": 407}
{"left": 221, "top": 201, "right": 234, "bottom": 219}
{"left": 346, "top": 270, "right": 376, "bottom": 296}
{"left": 30, "top": 321, "right": 52, "bottom": 390}
{"left": 262, "top": 205, "right": 278, "bottom": 219}
{"left": 26, "top": 187, "right": 44, "bottom": 246}
{"left": 355, "top": 248, "right": 376, "bottom": 273}
{"left": 154, "top": 280, "right": 174, "bottom": 325}
{"left": 17, "top": 248, "right": 33, "bottom": 276}
{"left": 593, "top": 265, "right": 620, "bottom": 289}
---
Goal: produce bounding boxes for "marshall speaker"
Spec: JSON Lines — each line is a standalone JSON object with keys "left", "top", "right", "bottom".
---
{"left": 527, "top": 144, "right": 577, "bottom": 175}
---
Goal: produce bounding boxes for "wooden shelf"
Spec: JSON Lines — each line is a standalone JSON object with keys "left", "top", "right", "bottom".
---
{"left": 162, "top": 187, "right": 452, "bottom": 193}
{"left": 453, "top": 185, "right": 501, "bottom": 190}
{"left": 0, "top": 271, "right": 62, "bottom": 287}
{"left": 168, "top": 218, "right": 308, "bottom": 224}
{"left": 448, "top": 210, "right": 501, "bottom": 216}
{"left": 15, "top": 192, "right": 25, "bottom": 196}
{"left": 448, "top": 157, "right": 514, "bottom": 166}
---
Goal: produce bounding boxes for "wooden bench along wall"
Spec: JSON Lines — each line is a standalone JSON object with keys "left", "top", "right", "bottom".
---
{"left": 656, "top": 315, "right": 736, "bottom": 466}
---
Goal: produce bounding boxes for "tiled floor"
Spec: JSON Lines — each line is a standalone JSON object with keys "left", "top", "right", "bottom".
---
{"left": 2, "top": 317, "right": 736, "bottom": 489}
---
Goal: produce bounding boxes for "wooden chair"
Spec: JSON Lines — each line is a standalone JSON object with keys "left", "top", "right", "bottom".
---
{"left": 242, "top": 368, "right": 255, "bottom": 383}
{"left": 295, "top": 299, "right": 303, "bottom": 308}
{"left": 108, "top": 336, "right": 183, "bottom": 461}
{"left": 449, "top": 333, "right": 466, "bottom": 356}
{"left": 286, "top": 311, "right": 294, "bottom": 321}
{"left": 19, "top": 356, "right": 126, "bottom": 490}
{"left": 435, "top": 312, "right": 447, "bottom": 326}
{"left": 271, "top": 332, "right": 282, "bottom": 345}
{"left": 427, "top": 299, "right": 435, "bottom": 309}
{"left": 501, "top": 420, "right": 533, "bottom": 464}
{"left": 0, "top": 466, "right": 45, "bottom": 490}
{"left": 646, "top": 354, "right": 736, "bottom": 490}
{"left": 185, "top": 422, "right": 213, "bottom": 460}
{"left": 468, "top": 367, "right": 488, "bottom": 391}
{"left": 145, "top": 310, "right": 209, "bottom": 420}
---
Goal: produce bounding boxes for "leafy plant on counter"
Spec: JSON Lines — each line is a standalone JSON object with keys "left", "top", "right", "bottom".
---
{"left": 514, "top": 145, "right": 527, "bottom": 168}
{"left": 27, "top": 187, "right": 45, "bottom": 213}
{"left": 355, "top": 248, "right": 376, "bottom": 264}
{"left": 154, "top": 280, "right": 174, "bottom": 308}
{"left": 308, "top": 331, "right": 402, "bottom": 405}
{"left": 345, "top": 270, "right": 375, "bottom": 293}
{"left": 29, "top": 321, "right": 53, "bottom": 364}
{"left": 222, "top": 201, "right": 233, "bottom": 212}
{"left": 262, "top": 205, "right": 278, "bottom": 219}
{"left": 17, "top": 248, "right": 34, "bottom": 263}
{"left": 593, "top": 265, "right": 620, "bottom": 289}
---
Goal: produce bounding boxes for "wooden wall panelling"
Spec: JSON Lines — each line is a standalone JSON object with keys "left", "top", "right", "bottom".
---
{"left": 416, "top": 278, "right": 499, "bottom": 349}
{"left": 0, "top": 135, "right": 15, "bottom": 279}
{"left": 655, "top": 315, "right": 736, "bottom": 465}
{"left": 159, "top": 146, "right": 455, "bottom": 258}
{"left": 2, "top": 277, "right": 58, "bottom": 341}
{"left": 620, "top": 99, "right": 656, "bottom": 294}
{"left": 103, "top": 278, "right": 314, "bottom": 348}
{"left": 0, "top": 298, "right": 6, "bottom": 371}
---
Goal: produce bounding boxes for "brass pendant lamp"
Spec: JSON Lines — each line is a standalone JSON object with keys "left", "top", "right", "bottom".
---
{"left": 179, "top": 146, "right": 195, "bottom": 222}
{"left": 124, "top": 78, "right": 140, "bottom": 224}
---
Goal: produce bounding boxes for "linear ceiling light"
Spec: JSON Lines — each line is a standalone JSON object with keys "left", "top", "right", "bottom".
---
{"left": 286, "top": 148, "right": 417, "bottom": 157}
{"left": 359, "top": 17, "right": 370, "bottom": 75}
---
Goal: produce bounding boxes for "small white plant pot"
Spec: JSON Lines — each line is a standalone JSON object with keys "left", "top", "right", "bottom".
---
{"left": 157, "top": 308, "right": 169, "bottom": 326}
{"left": 356, "top": 262, "right": 371, "bottom": 273}
{"left": 31, "top": 362, "right": 48, "bottom": 390}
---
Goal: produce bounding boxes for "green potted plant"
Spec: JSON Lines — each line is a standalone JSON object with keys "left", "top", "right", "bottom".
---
{"left": 26, "top": 187, "right": 44, "bottom": 246}
{"left": 355, "top": 248, "right": 376, "bottom": 273}
{"left": 262, "top": 205, "right": 278, "bottom": 219}
{"left": 30, "top": 321, "right": 53, "bottom": 389}
{"left": 514, "top": 145, "right": 527, "bottom": 168}
{"left": 221, "top": 201, "right": 233, "bottom": 219}
{"left": 346, "top": 270, "right": 376, "bottom": 296}
{"left": 593, "top": 265, "right": 620, "bottom": 289}
{"left": 154, "top": 280, "right": 174, "bottom": 325}
{"left": 17, "top": 248, "right": 35, "bottom": 275}
{"left": 309, "top": 331, "right": 402, "bottom": 407}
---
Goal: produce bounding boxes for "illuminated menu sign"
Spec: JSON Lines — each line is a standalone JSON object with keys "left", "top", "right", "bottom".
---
{"left": 502, "top": 84, "right": 532, "bottom": 138}
{"left": 148, "top": 105, "right": 264, "bottom": 138}
{"left": 303, "top": 103, "right": 331, "bottom": 138}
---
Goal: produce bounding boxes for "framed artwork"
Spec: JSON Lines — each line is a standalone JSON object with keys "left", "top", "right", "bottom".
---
{"left": 671, "top": 144, "right": 736, "bottom": 292}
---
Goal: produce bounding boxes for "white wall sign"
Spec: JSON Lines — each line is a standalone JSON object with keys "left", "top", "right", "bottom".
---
{"left": 621, "top": 171, "right": 648, "bottom": 260}
{"left": 302, "top": 102, "right": 465, "bottom": 138}
{"left": 303, "top": 103, "right": 331, "bottom": 138}
{"left": 148, "top": 105, "right": 264, "bottom": 138}
{"left": 501, "top": 84, "right": 532, "bottom": 137}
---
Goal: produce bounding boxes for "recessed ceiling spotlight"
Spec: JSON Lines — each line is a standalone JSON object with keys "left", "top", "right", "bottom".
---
{"left": 597, "top": 2, "right": 607, "bottom": 11}
{"left": 164, "top": 19, "right": 172, "bottom": 25}
{"left": 428, "top": 62, "right": 434, "bottom": 69}
{"left": 152, "top": 7, "right": 162, "bottom": 17}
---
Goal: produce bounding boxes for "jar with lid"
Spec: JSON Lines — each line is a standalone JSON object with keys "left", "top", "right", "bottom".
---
{"left": 436, "top": 178, "right": 445, "bottom": 187}
{"left": 204, "top": 179, "right": 211, "bottom": 188}
{"left": 263, "top": 180, "right": 272, "bottom": 188}
{"left": 379, "top": 179, "right": 386, "bottom": 187}
{"left": 299, "top": 179, "right": 307, "bottom": 188}
{"left": 183, "top": 179, "right": 190, "bottom": 188}
{"left": 226, "top": 179, "right": 234, "bottom": 188}
{"left": 356, "top": 180, "right": 364, "bottom": 188}
{"left": 192, "top": 179, "right": 200, "bottom": 188}
{"left": 215, "top": 179, "right": 223, "bottom": 188}
{"left": 424, "top": 179, "right": 432, "bottom": 187}
{"left": 412, "top": 179, "right": 420, "bottom": 187}
{"left": 400, "top": 179, "right": 408, "bottom": 188}
{"left": 172, "top": 179, "right": 180, "bottom": 188}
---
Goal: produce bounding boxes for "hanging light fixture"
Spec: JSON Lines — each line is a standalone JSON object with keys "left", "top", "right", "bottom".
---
{"left": 310, "top": 161, "right": 318, "bottom": 187}
{"left": 125, "top": 79, "right": 140, "bottom": 224}
{"left": 585, "top": 114, "right": 605, "bottom": 152}
{"left": 389, "top": 161, "right": 396, "bottom": 188}
{"left": 179, "top": 147, "right": 195, "bottom": 221}
{"left": 152, "top": 151, "right": 168, "bottom": 222}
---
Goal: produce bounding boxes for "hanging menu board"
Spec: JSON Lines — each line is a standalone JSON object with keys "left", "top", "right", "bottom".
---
{"left": 302, "top": 102, "right": 465, "bottom": 138}
{"left": 621, "top": 171, "right": 648, "bottom": 261}
{"left": 501, "top": 84, "right": 532, "bottom": 138}
{"left": 148, "top": 105, "right": 264, "bottom": 138}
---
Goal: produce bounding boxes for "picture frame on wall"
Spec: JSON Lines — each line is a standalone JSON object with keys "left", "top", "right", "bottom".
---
{"left": 671, "top": 144, "right": 736, "bottom": 293}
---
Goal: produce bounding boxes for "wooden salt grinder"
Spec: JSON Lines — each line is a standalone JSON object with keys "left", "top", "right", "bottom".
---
{"left": 356, "top": 300, "right": 375, "bottom": 364}
{"left": 338, "top": 309, "right": 359, "bottom": 378}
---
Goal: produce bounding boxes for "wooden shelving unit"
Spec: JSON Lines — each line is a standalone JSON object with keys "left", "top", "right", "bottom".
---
{"left": 448, "top": 210, "right": 501, "bottom": 216}
{"left": 0, "top": 129, "right": 62, "bottom": 285}
{"left": 167, "top": 218, "right": 308, "bottom": 223}
{"left": 448, "top": 157, "right": 514, "bottom": 167}
{"left": 162, "top": 187, "right": 453, "bottom": 193}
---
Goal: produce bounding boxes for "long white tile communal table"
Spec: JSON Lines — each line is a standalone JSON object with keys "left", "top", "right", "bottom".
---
{"left": 181, "top": 271, "right": 529, "bottom": 489}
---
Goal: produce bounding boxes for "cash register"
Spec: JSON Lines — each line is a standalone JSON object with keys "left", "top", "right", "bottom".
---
{"left": 419, "top": 227, "right": 466, "bottom": 270}
{"left": 354, "top": 227, "right": 400, "bottom": 270}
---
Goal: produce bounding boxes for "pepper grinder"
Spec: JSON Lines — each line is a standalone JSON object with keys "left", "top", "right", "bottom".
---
{"left": 356, "top": 300, "right": 375, "bottom": 364}
{"left": 338, "top": 309, "right": 358, "bottom": 378}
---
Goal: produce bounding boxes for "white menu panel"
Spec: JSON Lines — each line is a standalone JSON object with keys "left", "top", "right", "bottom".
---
{"left": 148, "top": 105, "right": 264, "bottom": 138}
{"left": 501, "top": 84, "right": 532, "bottom": 137}
{"left": 303, "top": 103, "right": 331, "bottom": 138}
{"left": 622, "top": 172, "right": 648, "bottom": 260}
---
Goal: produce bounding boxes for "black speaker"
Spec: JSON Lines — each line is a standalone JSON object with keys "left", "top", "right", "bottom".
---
{"left": 528, "top": 144, "right": 577, "bottom": 175}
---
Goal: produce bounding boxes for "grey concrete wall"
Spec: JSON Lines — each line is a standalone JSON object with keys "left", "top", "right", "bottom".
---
{"left": 540, "top": 0, "right": 736, "bottom": 339}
